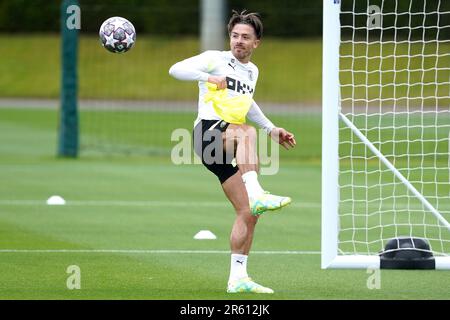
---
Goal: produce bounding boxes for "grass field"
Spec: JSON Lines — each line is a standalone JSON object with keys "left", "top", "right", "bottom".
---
{"left": 80, "top": 109, "right": 322, "bottom": 161}
{"left": 1, "top": 107, "right": 449, "bottom": 300}
{"left": 0, "top": 34, "right": 322, "bottom": 102}
{"left": 1, "top": 35, "right": 448, "bottom": 104}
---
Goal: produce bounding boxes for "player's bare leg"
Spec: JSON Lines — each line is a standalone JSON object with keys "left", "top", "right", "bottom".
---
{"left": 221, "top": 171, "right": 257, "bottom": 255}
{"left": 224, "top": 124, "right": 291, "bottom": 215}
{"left": 221, "top": 171, "right": 273, "bottom": 293}
{"left": 225, "top": 124, "right": 259, "bottom": 174}
{"left": 221, "top": 124, "right": 291, "bottom": 293}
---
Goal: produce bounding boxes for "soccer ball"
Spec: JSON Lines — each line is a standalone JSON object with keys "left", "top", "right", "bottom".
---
{"left": 99, "top": 17, "right": 136, "bottom": 53}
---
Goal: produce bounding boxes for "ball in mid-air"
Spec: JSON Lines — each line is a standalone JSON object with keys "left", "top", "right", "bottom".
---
{"left": 99, "top": 17, "right": 136, "bottom": 53}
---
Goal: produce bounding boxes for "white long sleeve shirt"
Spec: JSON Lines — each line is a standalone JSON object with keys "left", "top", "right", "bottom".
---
{"left": 169, "top": 50, "right": 275, "bottom": 134}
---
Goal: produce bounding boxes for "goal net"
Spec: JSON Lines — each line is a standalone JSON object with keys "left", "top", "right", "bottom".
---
{"left": 322, "top": 0, "right": 450, "bottom": 269}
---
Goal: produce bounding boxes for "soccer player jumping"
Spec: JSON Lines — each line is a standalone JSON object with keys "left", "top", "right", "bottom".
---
{"left": 169, "top": 10, "right": 296, "bottom": 294}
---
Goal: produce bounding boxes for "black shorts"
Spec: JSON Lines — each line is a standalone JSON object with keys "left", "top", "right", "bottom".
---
{"left": 193, "top": 119, "right": 239, "bottom": 184}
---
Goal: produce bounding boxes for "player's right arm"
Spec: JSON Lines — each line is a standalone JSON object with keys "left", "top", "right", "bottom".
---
{"left": 169, "top": 51, "right": 225, "bottom": 88}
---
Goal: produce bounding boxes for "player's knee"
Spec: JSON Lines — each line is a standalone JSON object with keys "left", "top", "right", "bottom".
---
{"left": 236, "top": 207, "right": 252, "bottom": 219}
{"left": 237, "top": 125, "right": 257, "bottom": 141}
{"left": 236, "top": 209, "right": 258, "bottom": 226}
{"left": 245, "top": 125, "right": 257, "bottom": 140}
{"left": 227, "top": 124, "right": 257, "bottom": 141}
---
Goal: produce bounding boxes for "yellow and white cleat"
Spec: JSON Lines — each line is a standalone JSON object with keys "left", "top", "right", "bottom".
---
{"left": 250, "top": 192, "right": 291, "bottom": 216}
{"left": 227, "top": 277, "right": 274, "bottom": 294}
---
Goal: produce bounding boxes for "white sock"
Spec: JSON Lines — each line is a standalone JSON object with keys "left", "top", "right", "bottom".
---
{"left": 242, "top": 171, "right": 265, "bottom": 199}
{"left": 228, "top": 254, "right": 249, "bottom": 283}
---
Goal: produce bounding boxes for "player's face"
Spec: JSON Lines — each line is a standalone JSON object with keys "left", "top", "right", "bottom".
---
{"left": 229, "top": 23, "right": 260, "bottom": 63}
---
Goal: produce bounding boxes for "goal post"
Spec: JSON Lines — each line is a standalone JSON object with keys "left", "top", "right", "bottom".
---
{"left": 322, "top": 0, "right": 450, "bottom": 269}
{"left": 322, "top": 0, "right": 341, "bottom": 269}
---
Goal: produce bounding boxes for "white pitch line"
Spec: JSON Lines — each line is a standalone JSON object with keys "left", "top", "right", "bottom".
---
{"left": 2, "top": 200, "right": 448, "bottom": 211}
{"left": 0, "top": 249, "right": 320, "bottom": 255}
{"left": 0, "top": 200, "right": 321, "bottom": 208}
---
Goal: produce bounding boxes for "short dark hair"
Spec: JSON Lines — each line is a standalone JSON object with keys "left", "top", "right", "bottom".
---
{"left": 227, "top": 10, "right": 263, "bottom": 39}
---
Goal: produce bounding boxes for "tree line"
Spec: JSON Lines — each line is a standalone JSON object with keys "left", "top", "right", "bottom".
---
{"left": 0, "top": 0, "right": 447, "bottom": 39}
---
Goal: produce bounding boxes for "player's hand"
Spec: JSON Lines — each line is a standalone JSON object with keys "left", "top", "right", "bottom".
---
{"left": 270, "top": 127, "right": 297, "bottom": 150}
{"left": 208, "top": 76, "right": 227, "bottom": 90}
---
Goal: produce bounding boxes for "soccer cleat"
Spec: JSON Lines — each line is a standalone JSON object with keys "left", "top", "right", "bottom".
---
{"left": 249, "top": 192, "right": 292, "bottom": 216}
{"left": 227, "top": 277, "right": 274, "bottom": 294}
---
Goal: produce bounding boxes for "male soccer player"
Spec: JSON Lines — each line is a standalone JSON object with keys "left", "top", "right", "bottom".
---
{"left": 169, "top": 10, "right": 296, "bottom": 293}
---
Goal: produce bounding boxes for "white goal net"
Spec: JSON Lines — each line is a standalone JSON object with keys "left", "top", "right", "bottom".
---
{"left": 322, "top": 0, "right": 450, "bottom": 268}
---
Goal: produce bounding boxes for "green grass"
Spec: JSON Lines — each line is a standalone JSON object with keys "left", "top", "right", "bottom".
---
{"left": 80, "top": 109, "right": 322, "bottom": 161}
{"left": 0, "top": 107, "right": 322, "bottom": 161}
{"left": 0, "top": 34, "right": 323, "bottom": 102}
{"left": 1, "top": 107, "right": 449, "bottom": 300}
{"left": 2, "top": 35, "right": 447, "bottom": 104}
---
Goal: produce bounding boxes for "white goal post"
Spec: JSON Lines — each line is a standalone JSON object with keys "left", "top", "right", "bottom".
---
{"left": 322, "top": 0, "right": 450, "bottom": 269}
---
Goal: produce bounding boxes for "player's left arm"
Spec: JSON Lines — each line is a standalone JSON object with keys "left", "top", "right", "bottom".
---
{"left": 247, "top": 100, "right": 296, "bottom": 150}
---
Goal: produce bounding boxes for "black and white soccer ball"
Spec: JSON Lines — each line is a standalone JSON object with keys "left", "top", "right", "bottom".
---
{"left": 99, "top": 17, "right": 136, "bottom": 53}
